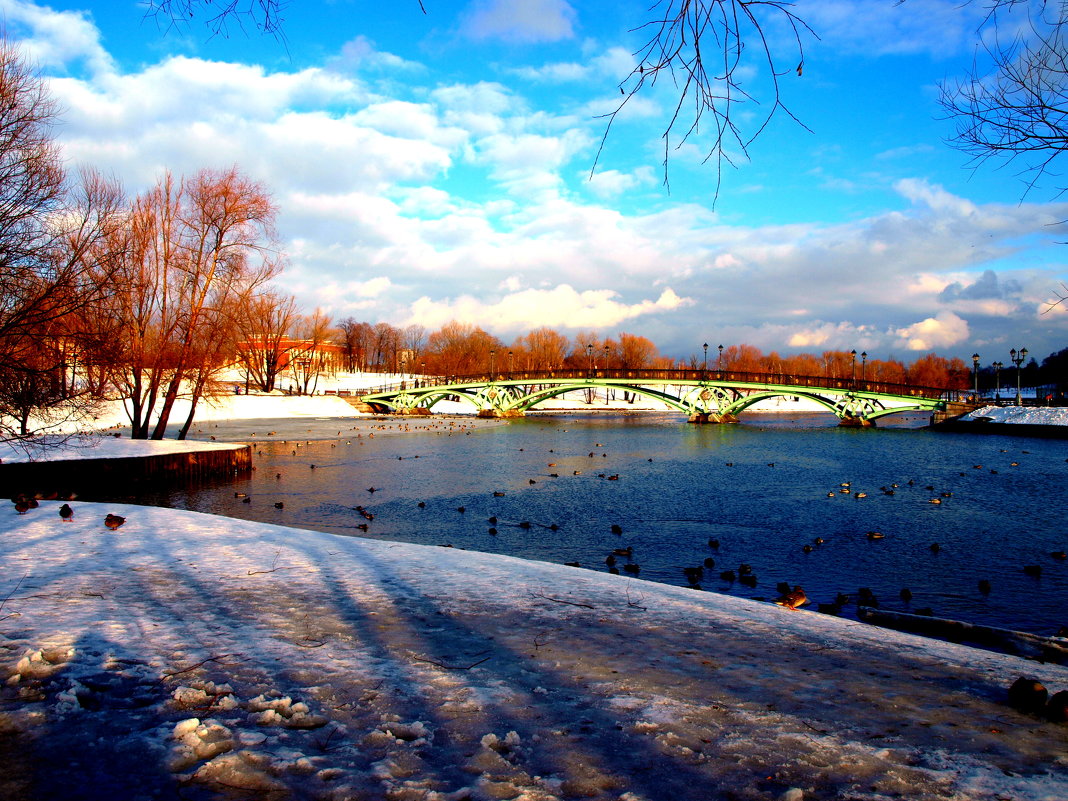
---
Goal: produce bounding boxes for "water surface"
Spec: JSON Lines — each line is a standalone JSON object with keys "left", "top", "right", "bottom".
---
{"left": 129, "top": 411, "right": 1067, "bottom": 637}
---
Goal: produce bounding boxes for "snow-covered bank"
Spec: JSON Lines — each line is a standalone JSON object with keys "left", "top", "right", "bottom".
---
{"left": 2, "top": 502, "right": 1066, "bottom": 800}
{"left": 963, "top": 405, "right": 1068, "bottom": 426}
{"left": 0, "top": 436, "right": 246, "bottom": 464}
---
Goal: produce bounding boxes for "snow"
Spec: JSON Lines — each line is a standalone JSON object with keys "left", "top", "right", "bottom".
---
{"left": 962, "top": 405, "right": 1068, "bottom": 426}
{"left": 2, "top": 500, "right": 1067, "bottom": 800}
{"left": 0, "top": 435, "right": 246, "bottom": 464}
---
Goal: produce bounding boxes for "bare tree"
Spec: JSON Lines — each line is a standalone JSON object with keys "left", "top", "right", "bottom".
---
{"left": 235, "top": 288, "right": 298, "bottom": 392}
{"left": 0, "top": 38, "right": 127, "bottom": 440}
{"left": 113, "top": 167, "right": 278, "bottom": 438}
{"left": 288, "top": 308, "right": 335, "bottom": 395}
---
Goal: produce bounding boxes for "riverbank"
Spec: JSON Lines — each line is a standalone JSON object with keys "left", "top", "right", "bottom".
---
{"left": 936, "top": 404, "right": 1068, "bottom": 437}
{"left": 2, "top": 500, "right": 1066, "bottom": 800}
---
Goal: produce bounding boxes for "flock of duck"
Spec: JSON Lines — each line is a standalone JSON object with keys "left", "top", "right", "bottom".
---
{"left": 11, "top": 494, "right": 125, "bottom": 530}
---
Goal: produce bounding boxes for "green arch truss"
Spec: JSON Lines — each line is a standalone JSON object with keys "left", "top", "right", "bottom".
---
{"left": 358, "top": 371, "right": 955, "bottom": 424}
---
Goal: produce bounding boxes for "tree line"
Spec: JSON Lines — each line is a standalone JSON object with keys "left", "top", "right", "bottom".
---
{"left": 327, "top": 320, "right": 982, "bottom": 392}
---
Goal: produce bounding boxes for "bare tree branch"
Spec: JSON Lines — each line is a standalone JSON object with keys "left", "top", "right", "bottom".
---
{"left": 593, "top": 1, "right": 816, "bottom": 200}
{"left": 940, "top": 1, "right": 1068, "bottom": 199}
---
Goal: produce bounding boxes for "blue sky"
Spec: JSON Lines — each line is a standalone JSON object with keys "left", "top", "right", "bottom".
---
{"left": 8, "top": 0, "right": 1068, "bottom": 364}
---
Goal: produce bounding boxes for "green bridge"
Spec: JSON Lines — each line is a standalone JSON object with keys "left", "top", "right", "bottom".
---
{"left": 356, "top": 369, "right": 971, "bottom": 426}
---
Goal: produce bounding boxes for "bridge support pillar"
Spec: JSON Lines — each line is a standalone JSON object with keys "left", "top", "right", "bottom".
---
{"left": 396, "top": 407, "right": 432, "bottom": 416}
{"left": 477, "top": 409, "right": 525, "bottom": 419}
{"left": 838, "top": 415, "right": 874, "bottom": 428}
{"left": 687, "top": 412, "right": 738, "bottom": 424}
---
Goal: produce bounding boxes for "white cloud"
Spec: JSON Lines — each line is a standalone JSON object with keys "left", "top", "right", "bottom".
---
{"left": 406, "top": 285, "right": 692, "bottom": 332}
{"left": 460, "top": 0, "right": 577, "bottom": 44}
{"left": 585, "top": 167, "right": 655, "bottom": 198}
{"left": 894, "top": 311, "right": 970, "bottom": 351}
{"left": 1, "top": 0, "right": 113, "bottom": 75}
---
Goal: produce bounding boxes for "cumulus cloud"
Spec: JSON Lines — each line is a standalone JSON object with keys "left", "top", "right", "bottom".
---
{"left": 894, "top": 312, "right": 970, "bottom": 350}
{"left": 406, "top": 285, "right": 692, "bottom": 332}
{"left": 1, "top": 0, "right": 113, "bottom": 76}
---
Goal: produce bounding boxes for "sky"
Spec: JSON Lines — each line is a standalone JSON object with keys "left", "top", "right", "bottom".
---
{"left": 5, "top": 0, "right": 1068, "bottom": 365}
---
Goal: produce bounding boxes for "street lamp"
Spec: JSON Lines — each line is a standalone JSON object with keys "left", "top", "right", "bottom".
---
{"left": 586, "top": 343, "right": 593, "bottom": 377}
{"left": 490, "top": 349, "right": 496, "bottom": 380}
{"left": 860, "top": 351, "right": 867, "bottom": 382}
{"left": 604, "top": 344, "right": 610, "bottom": 373}
{"left": 703, "top": 342, "right": 708, "bottom": 373}
{"left": 718, "top": 344, "right": 723, "bottom": 371}
{"left": 993, "top": 361, "right": 1002, "bottom": 400}
{"left": 972, "top": 353, "right": 980, "bottom": 399}
{"left": 850, "top": 349, "right": 857, "bottom": 382}
{"left": 1010, "top": 347, "right": 1028, "bottom": 405}
{"left": 508, "top": 350, "right": 513, "bottom": 377}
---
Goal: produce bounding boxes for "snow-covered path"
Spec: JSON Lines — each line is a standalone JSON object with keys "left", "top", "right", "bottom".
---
{"left": 2, "top": 501, "right": 1066, "bottom": 800}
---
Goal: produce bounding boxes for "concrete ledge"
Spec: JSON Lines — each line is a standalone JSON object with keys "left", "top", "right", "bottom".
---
{"left": 0, "top": 445, "right": 253, "bottom": 497}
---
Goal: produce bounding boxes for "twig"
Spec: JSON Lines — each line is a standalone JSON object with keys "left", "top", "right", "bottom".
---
{"left": 0, "top": 573, "right": 29, "bottom": 619}
{"left": 626, "top": 585, "right": 647, "bottom": 611}
{"left": 530, "top": 591, "right": 595, "bottom": 609}
{"left": 248, "top": 550, "right": 288, "bottom": 575}
{"left": 160, "top": 653, "right": 244, "bottom": 681}
{"left": 409, "top": 651, "right": 492, "bottom": 670}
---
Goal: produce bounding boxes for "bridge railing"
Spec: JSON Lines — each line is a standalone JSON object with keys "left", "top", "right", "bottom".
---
{"left": 357, "top": 369, "right": 961, "bottom": 401}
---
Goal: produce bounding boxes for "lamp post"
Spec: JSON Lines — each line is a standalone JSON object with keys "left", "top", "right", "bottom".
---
{"left": 993, "top": 361, "right": 1002, "bottom": 400}
{"left": 1010, "top": 347, "right": 1027, "bottom": 405}
{"left": 508, "top": 350, "right": 513, "bottom": 378}
{"left": 972, "top": 353, "right": 980, "bottom": 400}
{"left": 586, "top": 343, "right": 593, "bottom": 377}
{"left": 861, "top": 351, "right": 867, "bottom": 382}
{"left": 718, "top": 344, "right": 723, "bottom": 371}
{"left": 702, "top": 342, "right": 708, "bottom": 373}
{"left": 850, "top": 349, "right": 857, "bottom": 382}
{"left": 604, "top": 344, "right": 610, "bottom": 373}
{"left": 490, "top": 349, "right": 496, "bottom": 380}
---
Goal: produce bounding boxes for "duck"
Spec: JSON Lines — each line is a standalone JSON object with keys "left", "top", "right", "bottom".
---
{"left": 104, "top": 513, "right": 125, "bottom": 530}
{"left": 774, "top": 586, "right": 808, "bottom": 610}
{"left": 59, "top": 503, "right": 73, "bottom": 522}
{"left": 866, "top": 531, "right": 884, "bottom": 540}
{"left": 610, "top": 524, "right": 623, "bottom": 535}
{"left": 612, "top": 546, "right": 633, "bottom": 558}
